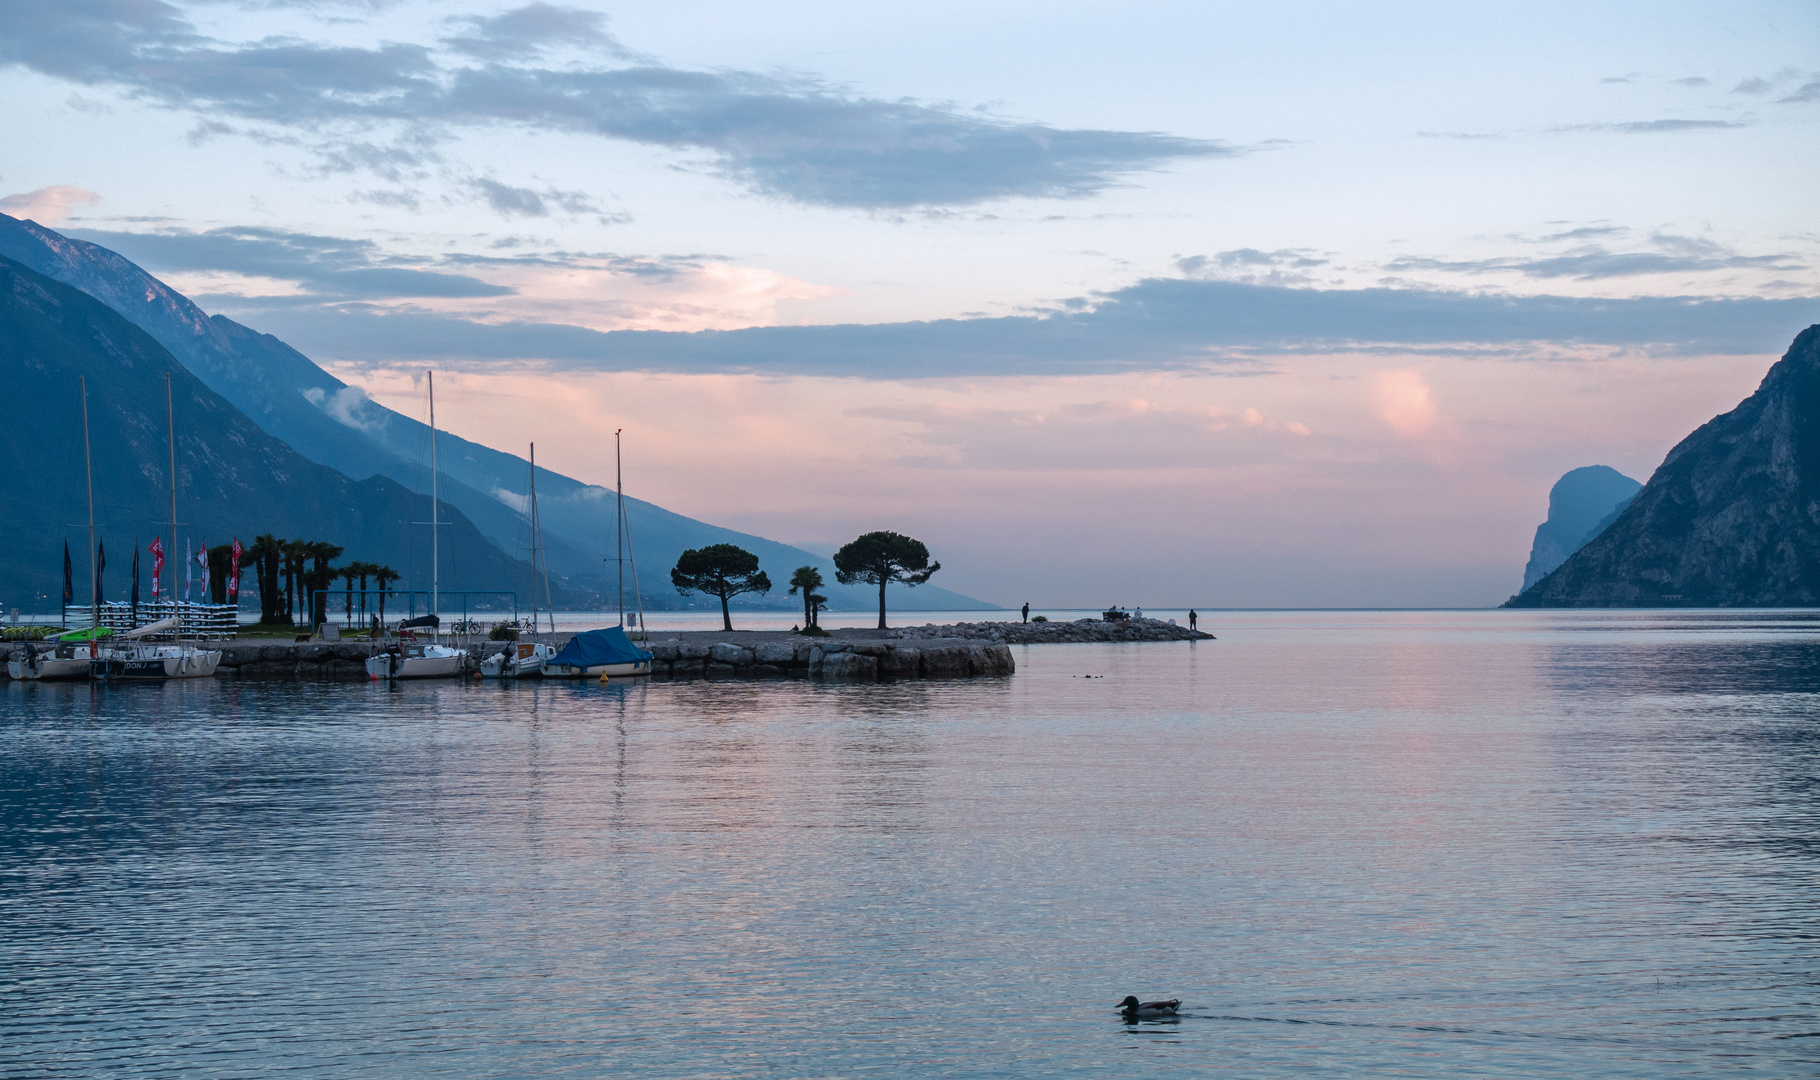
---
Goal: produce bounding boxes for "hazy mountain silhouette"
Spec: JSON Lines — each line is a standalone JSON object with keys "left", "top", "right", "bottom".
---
{"left": 1518, "top": 466, "right": 1642, "bottom": 591}
{"left": 0, "top": 254, "right": 568, "bottom": 616}
{"left": 1509, "top": 325, "right": 1820, "bottom": 607}
{"left": 0, "top": 213, "right": 991, "bottom": 612}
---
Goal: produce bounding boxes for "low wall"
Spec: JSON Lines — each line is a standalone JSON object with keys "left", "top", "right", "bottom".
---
{"left": 215, "top": 641, "right": 383, "bottom": 680}
{"left": 644, "top": 638, "right": 1013, "bottom": 681}
{"left": 203, "top": 637, "right": 1015, "bottom": 682}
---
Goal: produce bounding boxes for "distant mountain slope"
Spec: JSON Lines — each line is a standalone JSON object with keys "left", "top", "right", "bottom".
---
{"left": 0, "top": 213, "right": 993, "bottom": 612}
{"left": 1518, "top": 466, "right": 1642, "bottom": 591}
{"left": 1509, "top": 325, "right": 1820, "bottom": 607}
{"left": 0, "top": 254, "right": 562, "bottom": 615}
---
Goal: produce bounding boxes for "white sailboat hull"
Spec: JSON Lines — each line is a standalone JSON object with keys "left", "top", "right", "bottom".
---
{"left": 92, "top": 646, "right": 223, "bottom": 680}
{"left": 7, "top": 655, "right": 91, "bottom": 681}
{"left": 481, "top": 642, "right": 556, "bottom": 679}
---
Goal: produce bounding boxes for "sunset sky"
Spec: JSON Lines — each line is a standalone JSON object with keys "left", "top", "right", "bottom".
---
{"left": 4, "top": 0, "right": 1817, "bottom": 606}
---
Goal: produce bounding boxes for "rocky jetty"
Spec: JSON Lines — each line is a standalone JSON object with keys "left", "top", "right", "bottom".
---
{"left": 643, "top": 638, "right": 1012, "bottom": 680}
{"left": 215, "top": 641, "right": 383, "bottom": 680}
{"left": 197, "top": 635, "right": 1015, "bottom": 681}
{"left": 62, "top": 616, "right": 1207, "bottom": 683}
{"left": 892, "top": 617, "right": 1213, "bottom": 643}
{"left": 1509, "top": 324, "right": 1820, "bottom": 607}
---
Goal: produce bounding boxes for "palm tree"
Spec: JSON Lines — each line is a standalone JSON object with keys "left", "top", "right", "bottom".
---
{"left": 247, "top": 534, "right": 283, "bottom": 624}
{"left": 349, "top": 561, "right": 374, "bottom": 623}
{"left": 788, "top": 565, "right": 824, "bottom": 629}
{"left": 339, "top": 564, "right": 360, "bottom": 625}
{"left": 304, "top": 541, "right": 344, "bottom": 629}
{"left": 282, "top": 540, "right": 311, "bottom": 624}
{"left": 370, "top": 565, "right": 401, "bottom": 625}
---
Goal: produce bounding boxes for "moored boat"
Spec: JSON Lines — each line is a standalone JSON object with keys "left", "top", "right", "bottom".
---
{"left": 92, "top": 643, "right": 224, "bottom": 681}
{"left": 542, "top": 626, "right": 652, "bottom": 679}
{"left": 366, "top": 641, "right": 467, "bottom": 680}
{"left": 7, "top": 632, "right": 99, "bottom": 681}
{"left": 365, "top": 373, "right": 468, "bottom": 683}
{"left": 90, "top": 618, "right": 223, "bottom": 681}
{"left": 481, "top": 639, "right": 557, "bottom": 678}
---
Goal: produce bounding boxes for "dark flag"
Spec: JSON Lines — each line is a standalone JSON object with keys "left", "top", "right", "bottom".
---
{"left": 62, "top": 540, "right": 73, "bottom": 607}
{"left": 132, "top": 542, "right": 141, "bottom": 621}
{"left": 96, "top": 539, "right": 106, "bottom": 605}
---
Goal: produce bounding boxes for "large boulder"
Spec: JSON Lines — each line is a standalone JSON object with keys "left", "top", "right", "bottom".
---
{"left": 819, "top": 651, "right": 878, "bottom": 680}
{"left": 709, "top": 643, "right": 754, "bottom": 667}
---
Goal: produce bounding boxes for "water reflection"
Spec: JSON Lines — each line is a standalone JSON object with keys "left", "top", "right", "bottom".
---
{"left": 1, "top": 611, "right": 1816, "bottom": 1078}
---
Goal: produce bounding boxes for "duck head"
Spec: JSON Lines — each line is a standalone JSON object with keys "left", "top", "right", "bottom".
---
{"left": 1119, "top": 996, "right": 1140, "bottom": 1009}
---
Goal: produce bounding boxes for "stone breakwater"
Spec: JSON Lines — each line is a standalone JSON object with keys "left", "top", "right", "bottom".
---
{"left": 18, "top": 619, "right": 1198, "bottom": 682}
{"left": 188, "top": 637, "right": 1015, "bottom": 682}
{"left": 214, "top": 641, "right": 382, "bottom": 680}
{"left": 892, "top": 617, "right": 1214, "bottom": 644}
{"left": 643, "top": 639, "right": 1012, "bottom": 681}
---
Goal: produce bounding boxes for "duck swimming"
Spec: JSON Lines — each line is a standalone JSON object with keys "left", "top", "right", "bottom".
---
{"left": 1118, "top": 995, "right": 1181, "bottom": 1019}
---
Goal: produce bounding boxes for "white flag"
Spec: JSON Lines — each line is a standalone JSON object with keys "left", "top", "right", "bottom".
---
{"left": 197, "top": 542, "right": 210, "bottom": 601}
{"left": 184, "top": 538, "right": 193, "bottom": 600}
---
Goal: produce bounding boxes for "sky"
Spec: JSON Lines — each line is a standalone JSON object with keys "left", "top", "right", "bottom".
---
{"left": 2, "top": 0, "right": 1817, "bottom": 607}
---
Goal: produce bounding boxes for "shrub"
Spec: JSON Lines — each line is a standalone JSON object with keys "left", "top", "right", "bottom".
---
{"left": 489, "top": 621, "right": 519, "bottom": 641}
{"left": 1031, "top": 615, "right": 1048, "bottom": 622}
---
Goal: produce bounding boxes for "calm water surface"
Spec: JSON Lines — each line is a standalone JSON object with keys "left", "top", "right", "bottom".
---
{"left": 3, "top": 610, "right": 1817, "bottom": 1077}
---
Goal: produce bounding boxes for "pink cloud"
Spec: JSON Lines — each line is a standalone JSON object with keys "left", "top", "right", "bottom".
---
{"left": 0, "top": 185, "right": 101, "bottom": 225}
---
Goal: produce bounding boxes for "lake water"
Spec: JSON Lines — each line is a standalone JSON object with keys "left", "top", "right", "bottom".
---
{"left": 3, "top": 610, "right": 1816, "bottom": 1078}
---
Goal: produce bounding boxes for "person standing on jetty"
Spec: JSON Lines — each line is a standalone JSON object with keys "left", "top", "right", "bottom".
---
{"left": 1188, "top": 609, "right": 1198, "bottom": 631}
{"left": 1022, "top": 602, "right": 1030, "bottom": 623}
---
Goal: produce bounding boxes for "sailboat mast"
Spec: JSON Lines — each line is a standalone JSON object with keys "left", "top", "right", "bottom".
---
{"left": 615, "top": 428, "right": 624, "bottom": 627}
{"left": 528, "top": 443, "right": 539, "bottom": 633}
{"left": 166, "top": 373, "right": 177, "bottom": 608}
{"left": 529, "top": 444, "right": 555, "bottom": 635}
{"left": 429, "top": 370, "right": 439, "bottom": 631}
{"left": 81, "top": 377, "right": 97, "bottom": 655}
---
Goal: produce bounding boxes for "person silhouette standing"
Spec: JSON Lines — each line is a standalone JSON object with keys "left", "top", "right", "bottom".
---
{"left": 1021, "top": 602, "right": 1030, "bottom": 623}
{"left": 1188, "top": 609, "right": 1198, "bottom": 631}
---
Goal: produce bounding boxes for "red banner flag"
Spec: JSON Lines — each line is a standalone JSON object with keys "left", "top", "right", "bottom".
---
{"left": 149, "top": 537, "right": 165, "bottom": 599}
{"left": 229, "top": 537, "right": 243, "bottom": 599}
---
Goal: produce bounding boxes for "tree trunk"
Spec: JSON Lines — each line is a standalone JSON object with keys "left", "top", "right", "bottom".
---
{"left": 877, "top": 576, "right": 887, "bottom": 630}
{"left": 719, "top": 592, "right": 732, "bottom": 632}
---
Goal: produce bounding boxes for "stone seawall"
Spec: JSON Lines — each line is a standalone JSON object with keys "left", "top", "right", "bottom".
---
{"left": 215, "top": 641, "right": 384, "bottom": 680}
{"left": 201, "top": 637, "right": 1014, "bottom": 682}
{"left": 644, "top": 638, "right": 1013, "bottom": 681}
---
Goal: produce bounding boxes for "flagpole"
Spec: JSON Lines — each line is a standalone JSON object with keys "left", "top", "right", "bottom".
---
{"left": 81, "top": 376, "right": 97, "bottom": 657}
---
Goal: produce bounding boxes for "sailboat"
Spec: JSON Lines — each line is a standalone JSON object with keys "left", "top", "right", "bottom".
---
{"left": 8, "top": 636, "right": 98, "bottom": 680}
{"left": 543, "top": 430, "right": 652, "bottom": 679}
{"left": 482, "top": 443, "right": 558, "bottom": 679}
{"left": 92, "top": 373, "right": 222, "bottom": 681}
{"left": 367, "top": 371, "right": 466, "bottom": 680}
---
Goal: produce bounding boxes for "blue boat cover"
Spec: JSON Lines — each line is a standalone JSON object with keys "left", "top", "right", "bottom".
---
{"left": 549, "top": 626, "right": 651, "bottom": 668}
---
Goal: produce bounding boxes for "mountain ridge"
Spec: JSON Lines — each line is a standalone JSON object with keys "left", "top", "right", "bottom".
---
{"left": 0, "top": 253, "right": 564, "bottom": 615}
{"left": 0, "top": 213, "right": 994, "bottom": 612}
{"left": 1509, "top": 325, "right": 1820, "bottom": 607}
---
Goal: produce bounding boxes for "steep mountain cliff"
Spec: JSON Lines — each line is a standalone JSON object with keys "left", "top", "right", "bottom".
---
{"left": 1509, "top": 325, "right": 1820, "bottom": 607}
{"left": 0, "top": 255, "right": 564, "bottom": 615}
{"left": 1519, "top": 466, "right": 1642, "bottom": 591}
{"left": 0, "top": 213, "right": 992, "bottom": 611}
